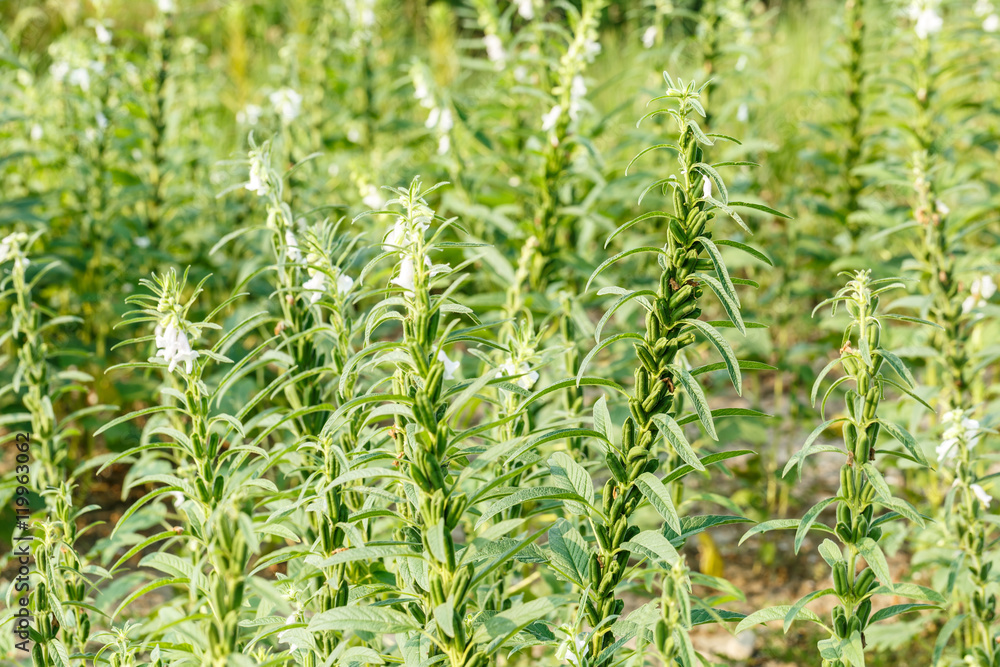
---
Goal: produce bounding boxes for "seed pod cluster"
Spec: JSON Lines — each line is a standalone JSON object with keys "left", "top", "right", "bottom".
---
{"left": 589, "top": 79, "right": 734, "bottom": 655}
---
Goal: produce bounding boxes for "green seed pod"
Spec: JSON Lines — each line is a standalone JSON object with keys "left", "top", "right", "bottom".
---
{"left": 668, "top": 284, "right": 694, "bottom": 308}
{"left": 854, "top": 568, "right": 876, "bottom": 597}
{"left": 833, "top": 561, "right": 848, "bottom": 596}
{"left": 622, "top": 419, "right": 636, "bottom": 449}
{"left": 857, "top": 599, "right": 872, "bottom": 627}
{"left": 672, "top": 186, "right": 685, "bottom": 215}
{"left": 607, "top": 453, "right": 628, "bottom": 484}
{"left": 654, "top": 619, "right": 669, "bottom": 653}
{"left": 669, "top": 218, "right": 686, "bottom": 244}
{"left": 602, "top": 481, "right": 615, "bottom": 516}
{"left": 847, "top": 615, "right": 860, "bottom": 636}
{"left": 836, "top": 522, "right": 854, "bottom": 544}
{"left": 594, "top": 524, "right": 610, "bottom": 552}
{"left": 589, "top": 552, "right": 601, "bottom": 585}
{"left": 868, "top": 526, "right": 882, "bottom": 541}
{"left": 837, "top": 501, "right": 851, "bottom": 527}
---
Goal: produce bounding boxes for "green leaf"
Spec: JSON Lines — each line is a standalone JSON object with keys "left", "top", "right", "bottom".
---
{"left": 857, "top": 538, "right": 892, "bottom": 590}
{"left": 475, "top": 487, "right": 578, "bottom": 529}
{"left": 309, "top": 545, "right": 422, "bottom": 568}
{"left": 593, "top": 396, "right": 612, "bottom": 440}
{"left": 739, "top": 519, "right": 800, "bottom": 546}
{"left": 475, "top": 597, "right": 557, "bottom": 655}
{"left": 635, "top": 473, "right": 682, "bottom": 535}
{"left": 434, "top": 600, "right": 456, "bottom": 638}
{"left": 695, "top": 236, "right": 739, "bottom": 307}
{"left": 93, "top": 405, "right": 175, "bottom": 436}
{"left": 621, "top": 530, "right": 679, "bottom": 565}
{"left": 548, "top": 452, "right": 595, "bottom": 515}
{"left": 713, "top": 239, "right": 773, "bottom": 266}
{"left": 546, "top": 520, "right": 591, "bottom": 587}
{"left": 783, "top": 419, "right": 847, "bottom": 477}
{"left": 696, "top": 272, "right": 746, "bottom": 334}
{"left": 795, "top": 497, "right": 839, "bottom": 554}
{"left": 869, "top": 603, "right": 938, "bottom": 625}
{"left": 651, "top": 414, "right": 706, "bottom": 471}
{"left": 785, "top": 588, "right": 835, "bottom": 633}
{"left": 728, "top": 200, "right": 792, "bottom": 219}
{"left": 877, "top": 420, "right": 928, "bottom": 466}
{"left": 735, "top": 605, "right": 823, "bottom": 634}
{"left": 932, "top": 614, "right": 966, "bottom": 665}
{"left": 841, "top": 631, "right": 866, "bottom": 667}
{"left": 666, "top": 364, "right": 717, "bottom": 440}
{"left": 681, "top": 319, "right": 741, "bottom": 395}
{"left": 309, "top": 606, "right": 418, "bottom": 633}
{"left": 878, "top": 349, "right": 917, "bottom": 388}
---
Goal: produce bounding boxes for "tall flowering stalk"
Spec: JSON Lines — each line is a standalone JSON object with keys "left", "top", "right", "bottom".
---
{"left": 579, "top": 73, "right": 777, "bottom": 657}
{"left": 744, "top": 271, "right": 942, "bottom": 666}
{"left": 95, "top": 269, "right": 284, "bottom": 664}
{"left": 305, "top": 179, "right": 492, "bottom": 667}
{"left": 885, "top": 5, "right": 999, "bottom": 658}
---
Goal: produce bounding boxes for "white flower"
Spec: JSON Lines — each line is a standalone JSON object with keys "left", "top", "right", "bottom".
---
{"left": 582, "top": 37, "right": 601, "bottom": 62}
{"left": 154, "top": 322, "right": 200, "bottom": 374}
{"left": 484, "top": 34, "right": 506, "bottom": 67}
{"left": 735, "top": 54, "right": 748, "bottom": 72}
{"left": 437, "top": 350, "right": 460, "bottom": 380}
{"left": 165, "top": 491, "right": 187, "bottom": 508}
{"left": 362, "top": 186, "right": 385, "bottom": 210}
{"left": 985, "top": 14, "right": 1000, "bottom": 31}
{"left": 438, "top": 135, "right": 451, "bottom": 155}
{"left": 702, "top": 175, "right": 712, "bottom": 199}
{"left": 976, "top": 0, "right": 995, "bottom": 16}
{"left": 68, "top": 67, "right": 91, "bottom": 92}
{"left": 737, "top": 103, "right": 749, "bottom": 123}
{"left": 972, "top": 483, "right": 993, "bottom": 508}
{"left": 246, "top": 159, "right": 268, "bottom": 196}
{"left": 392, "top": 256, "right": 417, "bottom": 293}
{"left": 500, "top": 359, "right": 538, "bottom": 390}
{"left": 96, "top": 112, "right": 108, "bottom": 131}
{"left": 555, "top": 632, "right": 589, "bottom": 666}
{"left": 542, "top": 105, "right": 562, "bottom": 132}
{"left": 50, "top": 61, "right": 70, "bottom": 82}
{"left": 513, "top": 65, "right": 528, "bottom": 82}
{"left": 284, "top": 231, "right": 302, "bottom": 262}
{"left": 642, "top": 26, "right": 657, "bottom": 49}
{"left": 277, "top": 621, "right": 299, "bottom": 652}
{"left": 935, "top": 199, "right": 950, "bottom": 216}
{"left": 391, "top": 256, "right": 447, "bottom": 295}
{"left": 237, "top": 104, "right": 263, "bottom": 126}
{"left": 157, "top": 0, "right": 177, "bottom": 13}
{"left": 413, "top": 72, "right": 432, "bottom": 108}
{"left": 515, "top": 0, "right": 534, "bottom": 20}
{"left": 568, "top": 75, "right": 587, "bottom": 121}
{"left": 938, "top": 410, "right": 982, "bottom": 462}
{"left": 335, "top": 271, "right": 354, "bottom": 295}
{"left": 426, "top": 107, "right": 441, "bottom": 130}
{"left": 438, "top": 108, "right": 453, "bottom": 132}
{"left": 909, "top": 3, "right": 943, "bottom": 40}
{"left": 963, "top": 275, "right": 997, "bottom": 313}
{"left": 936, "top": 437, "right": 959, "bottom": 463}
{"left": 383, "top": 216, "right": 430, "bottom": 253}
{"left": 974, "top": 275, "right": 997, "bottom": 300}
{"left": 303, "top": 271, "right": 326, "bottom": 304}
{"left": 269, "top": 88, "right": 303, "bottom": 124}
{"left": 30, "top": 124, "right": 43, "bottom": 141}
{"left": 95, "top": 23, "right": 112, "bottom": 44}
{"left": 135, "top": 236, "right": 151, "bottom": 249}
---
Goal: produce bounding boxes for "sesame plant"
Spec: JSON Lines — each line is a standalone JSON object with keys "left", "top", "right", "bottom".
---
{"left": 576, "top": 72, "right": 778, "bottom": 659}
{"left": 741, "top": 270, "right": 944, "bottom": 665}
{"left": 5, "top": 1, "right": 1000, "bottom": 665}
